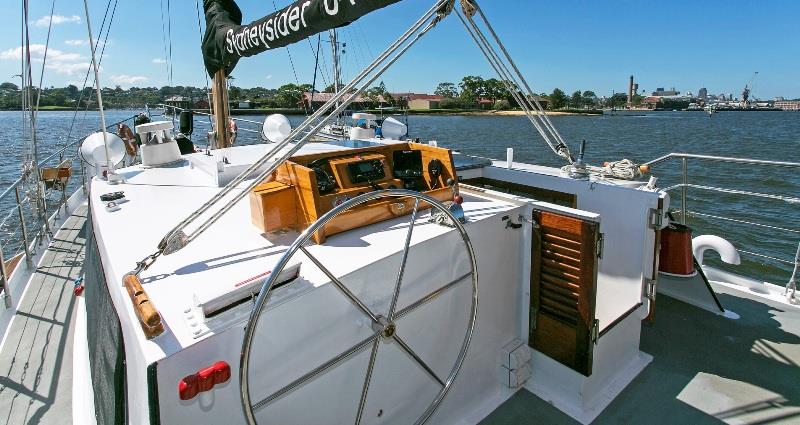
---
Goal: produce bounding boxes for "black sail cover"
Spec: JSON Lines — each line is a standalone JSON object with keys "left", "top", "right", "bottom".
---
{"left": 202, "top": 0, "right": 402, "bottom": 76}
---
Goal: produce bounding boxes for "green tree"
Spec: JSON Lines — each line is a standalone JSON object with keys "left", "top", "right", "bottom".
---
{"left": 229, "top": 86, "right": 243, "bottom": 100}
{"left": 434, "top": 82, "right": 458, "bottom": 99}
{"left": 483, "top": 78, "right": 509, "bottom": 103}
{"left": 275, "top": 83, "right": 306, "bottom": 108}
{"left": 459, "top": 75, "right": 485, "bottom": 104}
{"left": 549, "top": 88, "right": 567, "bottom": 109}
{"left": 0, "top": 82, "right": 19, "bottom": 92}
{"left": 581, "top": 90, "right": 597, "bottom": 108}
{"left": 604, "top": 93, "right": 628, "bottom": 108}
{"left": 569, "top": 90, "right": 583, "bottom": 108}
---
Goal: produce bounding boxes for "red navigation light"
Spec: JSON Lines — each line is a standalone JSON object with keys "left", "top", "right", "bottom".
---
{"left": 179, "top": 361, "right": 231, "bottom": 400}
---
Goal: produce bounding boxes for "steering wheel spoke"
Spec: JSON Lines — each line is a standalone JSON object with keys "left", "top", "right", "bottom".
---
{"left": 300, "top": 245, "right": 381, "bottom": 324}
{"left": 394, "top": 271, "right": 473, "bottom": 322}
{"left": 254, "top": 331, "right": 381, "bottom": 412}
{"left": 354, "top": 339, "right": 381, "bottom": 425}
{"left": 393, "top": 333, "right": 445, "bottom": 387}
{"left": 388, "top": 198, "right": 421, "bottom": 320}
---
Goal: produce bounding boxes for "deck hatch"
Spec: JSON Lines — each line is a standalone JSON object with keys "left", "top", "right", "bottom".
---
{"left": 530, "top": 209, "right": 599, "bottom": 376}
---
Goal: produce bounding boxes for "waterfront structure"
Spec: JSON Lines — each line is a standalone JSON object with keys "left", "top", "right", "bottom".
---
{"left": 164, "top": 95, "right": 191, "bottom": 110}
{"left": 775, "top": 100, "right": 800, "bottom": 111}
{"left": 394, "top": 93, "right": 444, "bottom": 109}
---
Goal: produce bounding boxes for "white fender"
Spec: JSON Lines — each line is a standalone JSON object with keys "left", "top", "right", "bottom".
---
{"left": 693, "top": 235, "right": 740, "bottom": 266}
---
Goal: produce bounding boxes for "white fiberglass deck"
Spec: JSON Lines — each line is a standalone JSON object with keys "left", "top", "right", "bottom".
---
{"left": 89, "top": 142, "right": 517, "bottom": 364}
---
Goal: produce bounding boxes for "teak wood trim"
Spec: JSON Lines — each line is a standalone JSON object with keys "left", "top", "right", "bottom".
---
{"left": 250, "top": 143, "right": 457, "bottom": 243}
{"left": 123, "top": 273, "right": 164, "bottom": 339}
{"left": 530, "top": 209, "right": 598, "bottom": 376}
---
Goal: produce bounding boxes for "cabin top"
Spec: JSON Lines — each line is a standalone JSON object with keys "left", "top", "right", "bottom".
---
{"left": 90, "top": 140, "right": 520, "bottom": 364}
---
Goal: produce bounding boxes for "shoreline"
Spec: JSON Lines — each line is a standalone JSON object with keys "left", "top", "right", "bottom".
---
{"left": 439, "top": 110, "right": 601, "bottom": 116}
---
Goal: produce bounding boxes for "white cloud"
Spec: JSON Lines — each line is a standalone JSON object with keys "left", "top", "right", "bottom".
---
{"left": 152, "top": 58, "right": 167, "bottom": 64}
{"left": 48, "top": 62, "right": 92, "bottom": 76}
{"left": 0, "top": 45, "right": 83, "bottom": 63}
{"left": 65, "top": 39, "right": 86, "bottom": 46}
{"left": 265, "top": 74, "right": 273, "bottom": 80}
{"left": 35, "top": 15, "right": 81, "bottom": 27}
{"left": 0, "top": 44, "right": 90, "bottom": 76}
{"left": 110, "top": 74, "right": 148, "bottom": 85}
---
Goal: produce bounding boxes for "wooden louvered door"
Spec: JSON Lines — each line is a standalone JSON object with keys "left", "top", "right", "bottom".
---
{"left": 529, "top": 209, "right": 599, "bottom": 376}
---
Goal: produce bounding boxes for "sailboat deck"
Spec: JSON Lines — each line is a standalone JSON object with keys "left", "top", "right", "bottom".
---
{"left": 482, "top": 284, "right": 800, "bottom": 425}
{"left": 0, "top": 205, "right": 87, "bottom": 424}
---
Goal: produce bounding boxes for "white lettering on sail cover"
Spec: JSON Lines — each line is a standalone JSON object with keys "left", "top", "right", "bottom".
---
{"left": 324, "top": 0, "right": 339, "bottom": 16}
{"left": 226, "top": 0, "right": 359, "bottom": 56}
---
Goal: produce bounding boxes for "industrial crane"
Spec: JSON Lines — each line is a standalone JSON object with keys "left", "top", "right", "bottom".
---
{"left": 742, "top": 71, "right": 758, "bottom": 105}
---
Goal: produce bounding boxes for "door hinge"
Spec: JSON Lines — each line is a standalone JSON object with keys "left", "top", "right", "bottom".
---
{"left": 596, "top": 233, "right": 604, "bottom": 259}
{"left": 520, "top": 214, "right": 539, "bottom": 229}
{"left": 644, "top": 278, "right": 657, "bottom": 301}
{"left": 591, "top": 319, "right": 599, "bottom": 344}
{"left": 530, "top": 308, "right": 538, "bottom": 331}
{"left": 648, "top": 207, "right": 664, "bottom": 230}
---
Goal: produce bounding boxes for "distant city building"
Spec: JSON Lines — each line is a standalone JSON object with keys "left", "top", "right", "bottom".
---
{"left": 774, "top": 96, "right": 785, "bottom": 101}
{"left": 652, "top": 87, "right": 680, "bottom": 96}
{"left": 698, "top": 88, "right": 708, "bottom": 100}
{"left": 775, "top": 100, "right": 800, "bottom": 111}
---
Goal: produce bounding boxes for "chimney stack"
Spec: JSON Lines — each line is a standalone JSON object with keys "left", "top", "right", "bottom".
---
{"left": 627, "top": 75, "right": 634, "bottom": 107}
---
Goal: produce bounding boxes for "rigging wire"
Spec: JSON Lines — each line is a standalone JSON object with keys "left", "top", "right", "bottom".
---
{"left": 64, "top": 0, "right": 117, "bottom": 147}
{"left": 34, "top": 0, "right": 57, "bottom": 159}
{"left": 19, "top": 0, "right": 27, "bottom": 169}
{"left": 456, "top": 8, "right": 572, "bottom": 163}
{"left": 306, "top": 37, "right": 329, "bottom": 91}
{"left": 22, "top": 0, "right": 38, "bottom": 170}
{"left": 159, "top": 0, "right": 172, "bottom": 86}
{"left": 77, "top": 0, "right": 117, "bottom": 127}
{"left": 166, "top": 0, "right": 174, "bottom": 85}
{"left": 270, "top": 0, "right": 307, "bottom": 113}
{"left": 309, "top": 34, "right": 321, "bottom": 112}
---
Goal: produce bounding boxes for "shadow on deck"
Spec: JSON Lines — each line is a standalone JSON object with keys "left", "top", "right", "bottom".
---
{"left": 482, "top": 287, "right": 800, "bottom": 424}
{"left": 0, "top": 206, "right": 87, "bottom": 424}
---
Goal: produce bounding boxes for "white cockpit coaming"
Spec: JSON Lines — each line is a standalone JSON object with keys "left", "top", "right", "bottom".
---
{"left": 88, "top": 139, "right": 666, "bottom": 424}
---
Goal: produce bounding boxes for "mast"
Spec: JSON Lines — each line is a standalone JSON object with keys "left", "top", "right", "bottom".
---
{"left": 329, "top": 29, "right": 342, "bottom": 116}
{"left": 212, "top": 70, "right": 231, "bottom": 148}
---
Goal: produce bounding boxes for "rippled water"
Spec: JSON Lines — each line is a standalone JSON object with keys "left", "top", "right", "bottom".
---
{"left": 1, "top": 110, "right": 798, "bottom": 283}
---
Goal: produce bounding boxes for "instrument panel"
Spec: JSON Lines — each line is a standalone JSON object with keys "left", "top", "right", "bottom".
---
{"left": 250, "top": 142, "right": 457, "bottom": 243}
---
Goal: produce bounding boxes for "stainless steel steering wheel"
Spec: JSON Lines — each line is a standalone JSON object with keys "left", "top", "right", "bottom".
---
{"left": 240, "top": 189, "right": 478, "bottom": 425}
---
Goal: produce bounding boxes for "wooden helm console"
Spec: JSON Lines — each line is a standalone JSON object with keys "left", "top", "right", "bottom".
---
{"left": 249, "top": 142, "right": 457, "bottom": 243}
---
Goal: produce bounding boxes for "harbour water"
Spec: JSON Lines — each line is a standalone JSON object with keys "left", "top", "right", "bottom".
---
{"left": 0, "top": 109, "right": 797, "bottom": 284}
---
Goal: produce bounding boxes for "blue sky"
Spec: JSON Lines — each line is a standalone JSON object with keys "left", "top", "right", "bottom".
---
{"left": 2, "top": 0, "right": 798, "bottom": 99}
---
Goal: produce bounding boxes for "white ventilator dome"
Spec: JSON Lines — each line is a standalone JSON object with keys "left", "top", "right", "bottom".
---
{"left": 262, "top": 114, "right": 292, "bottom": 143}
{"left": 381, "top": 117, "right": 408, "bottom": 140}
{"left": 79, "top": 131, "right": 126, "bottom": 167}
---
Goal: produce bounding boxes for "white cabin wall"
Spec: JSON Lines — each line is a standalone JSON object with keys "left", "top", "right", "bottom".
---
{"left": 153, "top": 203, "right": 528, "bottom": 425}
{"left": 482, "top": 166, "right": 661, "bottom": 330}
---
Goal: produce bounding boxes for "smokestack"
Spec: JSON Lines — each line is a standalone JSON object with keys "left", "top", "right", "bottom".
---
{"left": 628, "top": 75, "right": 634, "bottom": 106}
